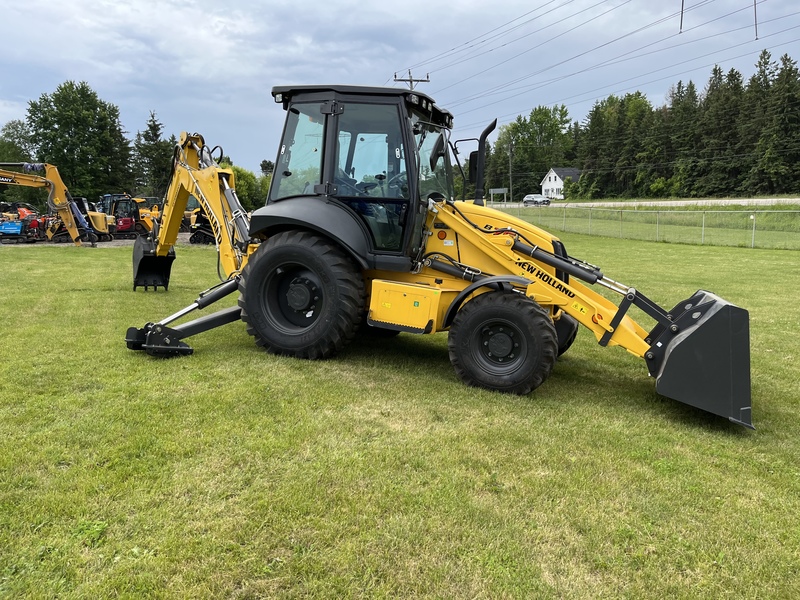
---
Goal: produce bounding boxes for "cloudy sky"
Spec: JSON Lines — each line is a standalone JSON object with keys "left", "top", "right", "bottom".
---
{"left": 2, "top": 0, "right": 798, "bottom": 175}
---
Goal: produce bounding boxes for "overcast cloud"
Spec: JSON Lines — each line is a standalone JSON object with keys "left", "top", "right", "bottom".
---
{"left": 2, "top": 0, "right": 798, "bottom": 174}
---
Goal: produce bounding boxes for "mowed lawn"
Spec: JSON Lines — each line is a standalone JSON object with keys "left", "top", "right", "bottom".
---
{"left": 0, "top": 234, "right": 798, "bottom": 599}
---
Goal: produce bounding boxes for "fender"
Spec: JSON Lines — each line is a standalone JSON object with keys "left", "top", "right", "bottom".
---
{"left": 443, "top": 275, "right": 532, "bottom": 328}
{"left": 250, "top": 197, "right": 372, "bottom": 269}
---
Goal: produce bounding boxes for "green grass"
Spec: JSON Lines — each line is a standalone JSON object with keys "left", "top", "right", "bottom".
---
{"left": 1, "top": 237, "right": 799, "bottom": 598}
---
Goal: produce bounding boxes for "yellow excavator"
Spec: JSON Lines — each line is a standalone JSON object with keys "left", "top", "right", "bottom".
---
{"left": 0, "top": 162, "right": 112, "bottom": 245}
{"left": 127, "top": 85, "right": 752, "bottom": 429}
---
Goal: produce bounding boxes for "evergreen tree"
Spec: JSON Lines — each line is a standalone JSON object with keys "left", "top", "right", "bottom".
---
{"left": 576, "top": 96, "right": 624, "bottom": 198}
{"left": 695, "top": 66, "right": 745, "bottom": 196}
{"left": 667, "top": 80, "right": 701, "bottom": 196}
{"left": 132, "top": 112, "right": 174, "bottom": 198}
{"left": 615, "top": 92, "right": 654, "bottom": 197}
{"left": 748, "top": 54, "right": 800, "bottom": 194}
{"left": 739, "top": 50, "right": 777, "bottom": 194}
{"left": 635, "top": 106, "right": 672, "bottom": 197}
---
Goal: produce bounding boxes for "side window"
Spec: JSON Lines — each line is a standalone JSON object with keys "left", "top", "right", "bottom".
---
{"left": 335, "top": 104, "right": 408, "bottom": 200}
{"left": 270, "top": 103, "right": 325, "bottom": 200}
{"left": 335, "top": 103, "right": 409, "bottom": 252}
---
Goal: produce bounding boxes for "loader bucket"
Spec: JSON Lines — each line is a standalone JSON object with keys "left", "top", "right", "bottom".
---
{"left": 133, "top": 234, "right": 175, "bottom": 291}
{"left": 649, "top": 291, "right": 752, "bottom": 428}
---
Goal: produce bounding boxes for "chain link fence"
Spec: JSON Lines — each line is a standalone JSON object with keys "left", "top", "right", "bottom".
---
{"left": 497, "top": 205, "right": 800, "bottom": 250}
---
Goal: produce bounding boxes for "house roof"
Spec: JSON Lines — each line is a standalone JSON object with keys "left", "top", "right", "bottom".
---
{"left": 551, "top": 167, "right": 581, "bottom": 180}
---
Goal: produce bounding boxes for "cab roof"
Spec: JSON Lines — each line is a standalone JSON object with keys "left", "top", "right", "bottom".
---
{"left": 271, "top": 84, "right": 453, "bottom": 128}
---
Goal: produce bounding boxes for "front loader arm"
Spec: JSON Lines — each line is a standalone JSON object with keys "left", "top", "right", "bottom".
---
{"left": 432, "top": 203, "right": 652, "bottom": 357}
{"left": 430, "top": 200, "right": 752, "bottom": 428}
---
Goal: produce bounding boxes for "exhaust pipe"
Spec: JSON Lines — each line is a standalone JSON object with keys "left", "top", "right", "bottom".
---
{"left": 133, "top": 234, "right": 175, "bottom": 291}
{"left": 647, "top": 291, "right": 752, "bottom": 428}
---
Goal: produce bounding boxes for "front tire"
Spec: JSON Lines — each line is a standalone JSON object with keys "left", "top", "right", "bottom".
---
{"left": 448, "top": 291, "right": 557, "bottom": 394}
{"left": 239, "top": 230, "right": 365, "bottom": 359}
{"left": 554, "top": 312, "right": 579, "bottom": 357}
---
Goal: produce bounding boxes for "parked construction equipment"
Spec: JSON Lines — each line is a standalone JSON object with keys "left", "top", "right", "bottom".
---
{"left": 0, "top": 163, "right": 112, "bottom": 245}
{"left": 96, "top": 193, "right": 158, "bottom": 239}
{"left": 126, "top": 85, "right": 752, "bottom": 428}
{"left": 0, "top": 200, "right": 46, "bottom": 243}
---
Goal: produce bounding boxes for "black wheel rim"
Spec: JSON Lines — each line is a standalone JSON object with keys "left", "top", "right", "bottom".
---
{"left": 263, "top": 263, "right": 325, "bottom": 332}
{"left": 470, "top": 318, "right": 528, "bottom": 374}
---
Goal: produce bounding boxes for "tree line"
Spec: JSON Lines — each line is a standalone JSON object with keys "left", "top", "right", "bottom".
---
{"left": 4, "top": 51, "right": 798, "bottom": 210}
{"left": 0, "top": 81, "right": 273, "bottom": 212}
{"left": 482, "top": 50, "right": 800, "bottom": 200}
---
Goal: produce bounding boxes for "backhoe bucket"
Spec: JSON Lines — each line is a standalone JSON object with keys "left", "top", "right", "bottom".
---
{"left": 649, "top": 291, "right": 752, "bottom": 428}
{"left": 133, "top": 235, "right": 175, "bottom": 291}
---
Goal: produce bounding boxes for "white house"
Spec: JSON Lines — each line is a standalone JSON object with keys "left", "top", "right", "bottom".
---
{"left": 540, "top": 167, "right": 581, "bottom": 200}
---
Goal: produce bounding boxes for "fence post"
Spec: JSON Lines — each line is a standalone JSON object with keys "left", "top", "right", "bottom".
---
{"left": 702, "top": 212, "right": 705, "bottom": 245}
{"left": 563, "top": 205, "right": 566, "bottom": 231}
{"left": 619, "top": 210, "right": 623, "bottom": 238}
{"left": 751, "top": 213, "right": 756, "bottom": 248}
{"left": 589, "top": 208, "right": 592, "bottom": 235}
{"left": 656, "top": 211, "right": 659, "bottom": 242}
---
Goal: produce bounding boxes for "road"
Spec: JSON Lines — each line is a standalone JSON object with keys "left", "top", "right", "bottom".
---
{"left": 494, "top": 198, "right": 800, "bottom": 209}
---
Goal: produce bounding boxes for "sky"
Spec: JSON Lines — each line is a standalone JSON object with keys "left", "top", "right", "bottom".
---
{"left": 2, "top": 0, "right": 798, "bottom": 176}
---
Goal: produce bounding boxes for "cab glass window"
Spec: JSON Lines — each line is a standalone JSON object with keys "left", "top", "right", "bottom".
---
{"left": 270, "top": 103, "right": 324, "bottom": 200}
{"left": 335, "top": 103, "right": 409, "bottom": 251}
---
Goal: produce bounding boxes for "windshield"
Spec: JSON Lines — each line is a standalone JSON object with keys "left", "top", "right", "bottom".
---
{"left": 411, "top": 112, "right": 454, "bottom": 201}
{"left": 270, "top": 103, "right": 325, "bottom": 200}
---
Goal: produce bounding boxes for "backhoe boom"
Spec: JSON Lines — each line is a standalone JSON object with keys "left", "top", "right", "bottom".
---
{"left": 132, "top": 132, "right": 257, "bottom": 290}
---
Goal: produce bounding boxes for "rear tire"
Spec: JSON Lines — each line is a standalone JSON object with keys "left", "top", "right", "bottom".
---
{"left": 448, "top": 291, "right": 557, "bottom": 394}
{"left": 239, "top": 230, "right": 365, "bottom": 359}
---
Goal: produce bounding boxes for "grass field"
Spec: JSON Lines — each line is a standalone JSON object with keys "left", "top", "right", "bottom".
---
{"left": 1, "top": 235, "right": 799, "bottom": 598}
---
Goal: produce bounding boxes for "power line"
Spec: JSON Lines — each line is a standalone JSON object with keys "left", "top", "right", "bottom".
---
{"left": 452, "top": 26, "right": 799, "bottom": 133}
{"left": 447, "top": 1, "right": 768, "bottom": 110}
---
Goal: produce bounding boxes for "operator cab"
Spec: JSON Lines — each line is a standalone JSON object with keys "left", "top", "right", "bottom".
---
{"left": 262, "top": 85, "right": 454, "bottom": 269}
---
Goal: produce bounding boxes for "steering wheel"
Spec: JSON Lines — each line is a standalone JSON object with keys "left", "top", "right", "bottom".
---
{"left": 387, "top": 171, "right": 406, "bottom": 187}
{"left": 357, "top": 181, "right": 379, "bottom": 194}
{"left": 387, "top": 172, "right": 407, "bottom": 194}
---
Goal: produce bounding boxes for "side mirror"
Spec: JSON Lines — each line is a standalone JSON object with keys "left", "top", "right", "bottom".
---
{"left": 430, "top": 134, "right": 446, "bottom": 171}
{"left": 468, "top": 150, "right": 479, "bottom": 184}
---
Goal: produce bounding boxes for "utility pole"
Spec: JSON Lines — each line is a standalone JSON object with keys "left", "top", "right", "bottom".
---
{"left": 508, "top": 142, "right": 514, "bottom": 204}
{"left": 393, "top": 70, "right": 430, "bottom": 90}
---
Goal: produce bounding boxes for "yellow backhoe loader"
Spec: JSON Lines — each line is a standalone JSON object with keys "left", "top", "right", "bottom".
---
{"left": 0, "top": 162, "right": 112, "bottom": 245}
{"left": 127, "top": 85, "right": 752, "bottom": 429}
